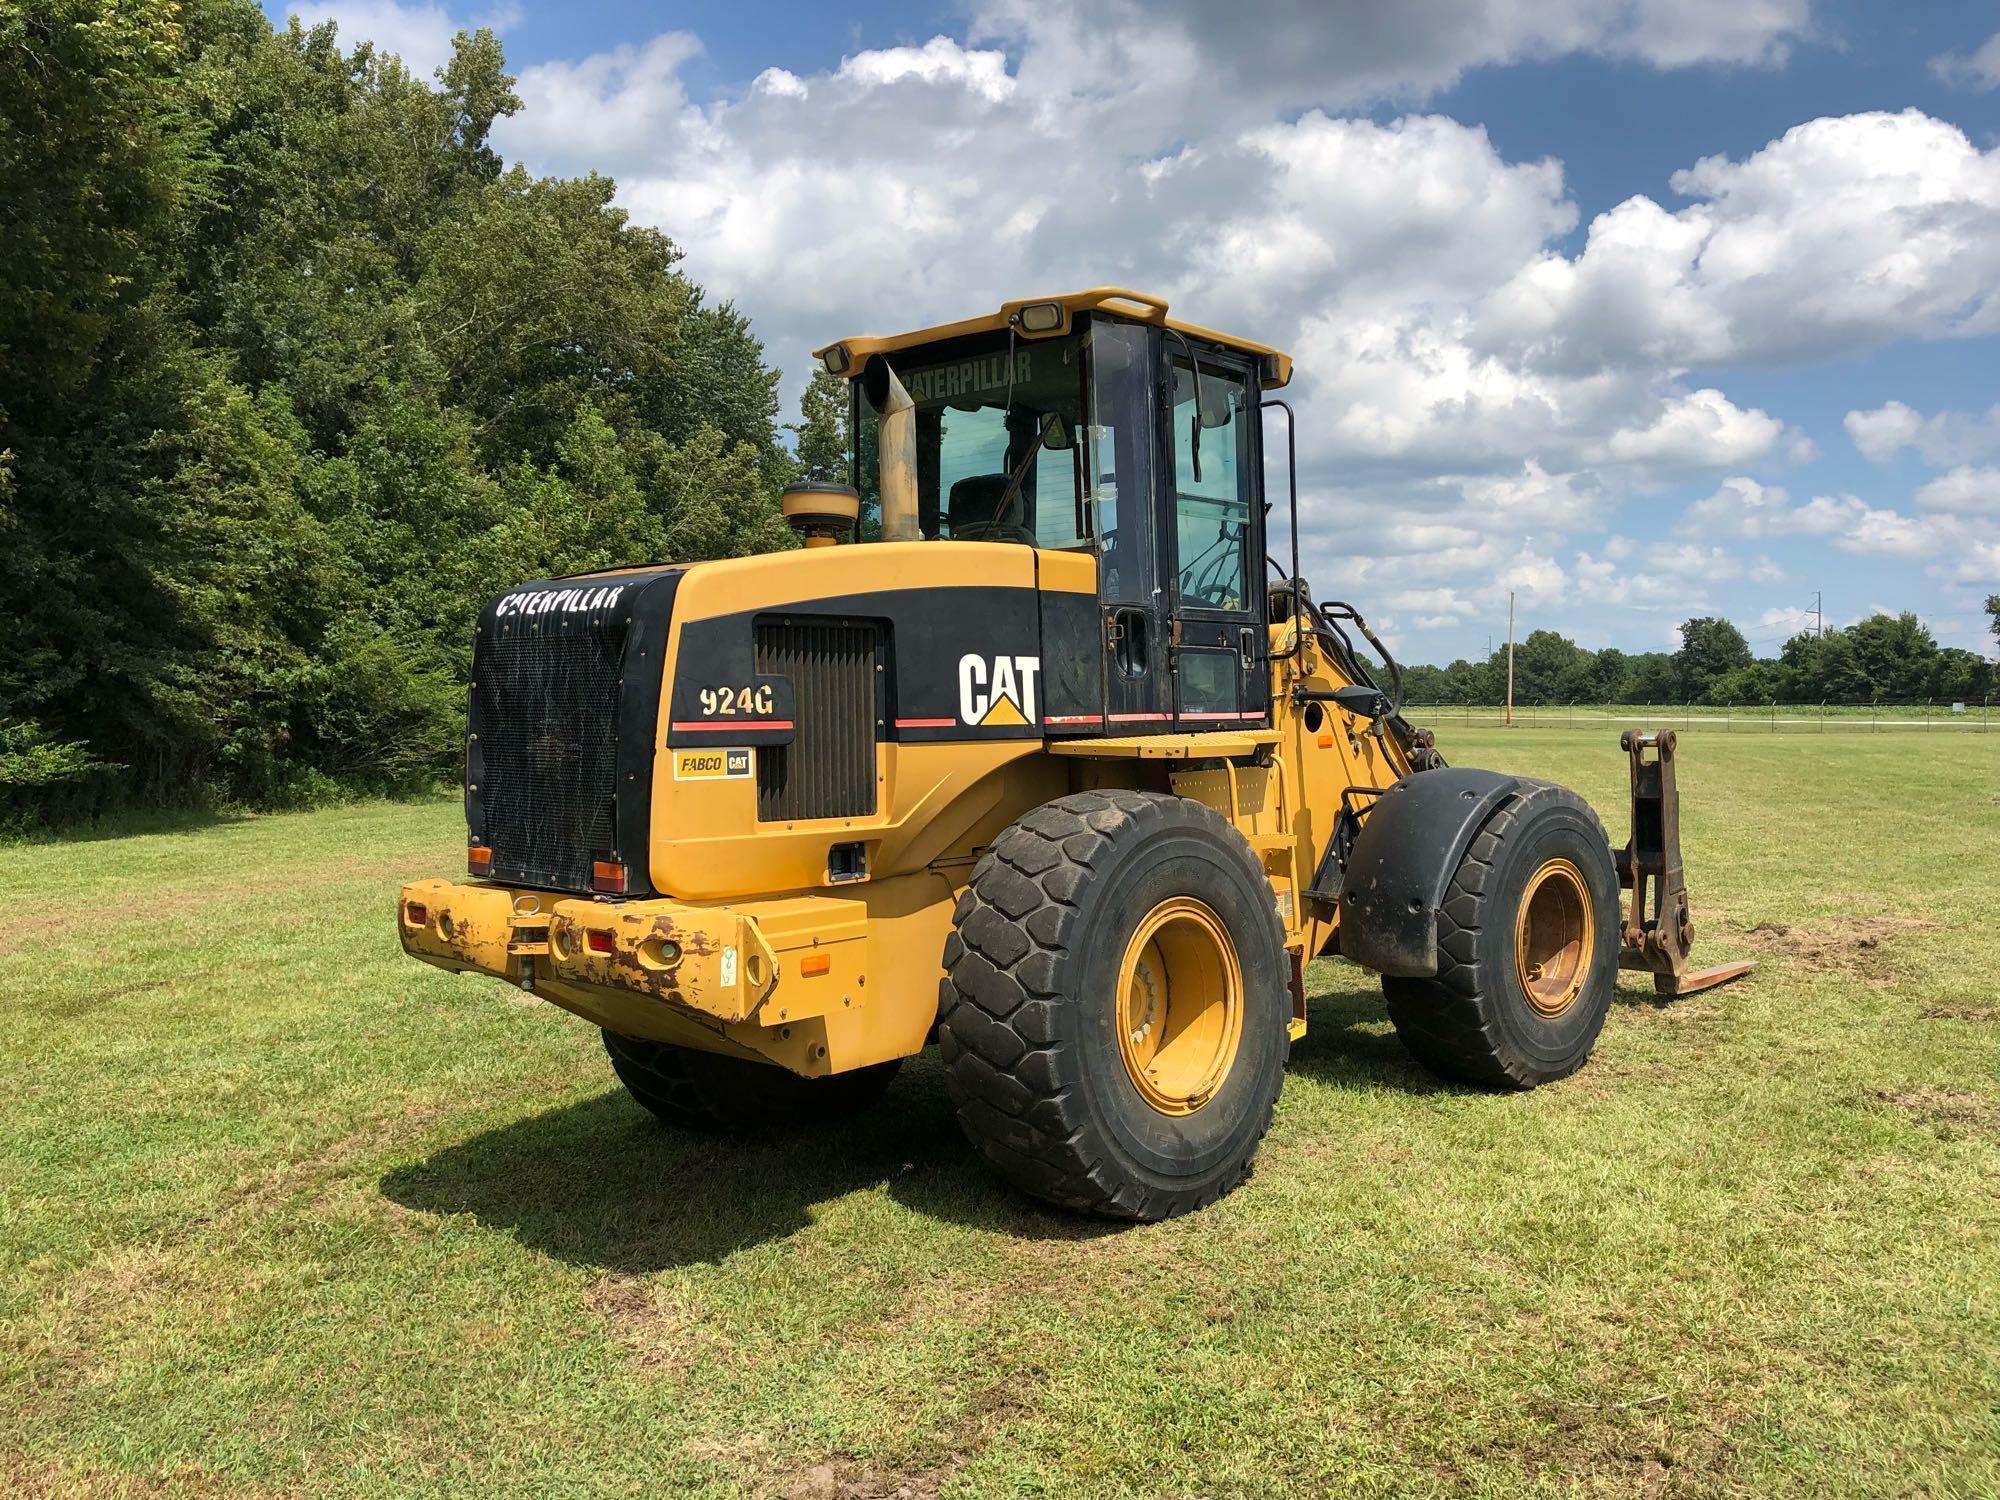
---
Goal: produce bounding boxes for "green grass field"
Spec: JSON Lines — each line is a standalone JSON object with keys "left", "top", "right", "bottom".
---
{"left": 4, "top": 730, "right": 1997, "bottom": 1497}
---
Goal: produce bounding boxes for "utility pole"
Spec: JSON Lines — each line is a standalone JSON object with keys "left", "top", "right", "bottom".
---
{"left": 1813, "top": 589, "right": 1823, "bottom": 638}
{"left": 1505, "top": 590, "right": 1516, "bottom": 727}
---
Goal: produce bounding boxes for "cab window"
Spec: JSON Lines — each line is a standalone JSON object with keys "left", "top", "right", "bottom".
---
{"left": 853, "top": 333, "right": 1091, "bottom": 549}
{"left": 1168, "top": 357, "right": 1253, "bottom": 611}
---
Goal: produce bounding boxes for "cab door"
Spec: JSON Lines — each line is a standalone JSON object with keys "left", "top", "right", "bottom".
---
{"left": 1086, "top": 320, "right": 1173, "bottom": 732}
{"left": 1162, "top": 347, "right": 1266, "bottom": 728}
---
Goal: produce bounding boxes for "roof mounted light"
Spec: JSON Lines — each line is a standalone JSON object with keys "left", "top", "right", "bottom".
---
{"left": 1013, "top": 301, "right": 1064, "bottom": 334}
{"left": 820, "top": 344, "right": 851, "bottom": 375}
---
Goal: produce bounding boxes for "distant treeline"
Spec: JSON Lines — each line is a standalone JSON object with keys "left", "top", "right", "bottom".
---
{"left": 1404, "top": 610, "right": 2000, "bottom": 707}
{"left": 1, "top": 2, "right": 806, "bottom": 823}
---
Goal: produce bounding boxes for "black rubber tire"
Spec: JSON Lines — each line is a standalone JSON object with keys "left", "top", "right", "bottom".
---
{"left": 938, "top": 789, "right": 1291, "bottom": 1221}
{"left": 1381, "top": 781, "right": 1619, "bottom": 1089}
{"left": 601, "top": 1030, "right": 900, "bottom": 1133}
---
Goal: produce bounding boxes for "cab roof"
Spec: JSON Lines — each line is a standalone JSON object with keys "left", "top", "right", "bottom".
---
{"left": 811, "top": 286, "right": 1293, "bottom": 389}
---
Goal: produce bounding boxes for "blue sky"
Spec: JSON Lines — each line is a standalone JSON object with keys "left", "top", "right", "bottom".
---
{"left": 277, "top": 0, "right": 2000, "bottom": 664}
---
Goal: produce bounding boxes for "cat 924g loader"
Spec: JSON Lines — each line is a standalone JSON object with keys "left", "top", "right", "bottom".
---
{"left": 398, "top": 287, "right": 1746, "bottom": 1220}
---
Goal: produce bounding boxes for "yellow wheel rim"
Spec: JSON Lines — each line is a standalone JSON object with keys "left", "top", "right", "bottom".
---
{"left": 1115, "top": 897, "right": 1244, "bottom": 1116}
{"left": 1514, "top": 857, "right": 1594, "bottom": 1018}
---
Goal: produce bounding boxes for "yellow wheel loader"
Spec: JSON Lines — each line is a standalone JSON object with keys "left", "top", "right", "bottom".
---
{"left": 399, "top": 287, "right": 1745, "bottom": 1220}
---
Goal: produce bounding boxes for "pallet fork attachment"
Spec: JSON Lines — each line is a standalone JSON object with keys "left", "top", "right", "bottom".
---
{"left": 1613, "top": 730, "right": 1753, "bottom": 997}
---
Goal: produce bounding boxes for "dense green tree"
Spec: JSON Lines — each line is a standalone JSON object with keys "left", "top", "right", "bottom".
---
{"left": 1508, "top": 629, "right": 1587, "bottom": 703}
{"left": 1585, "top": 647, "right": 1631, "bottom": 703}
{"left": 1986, "top": 594, "right": 1999, "bottom": 653}
{"left": 1841, "top": 612, "right": 1937, "bottom": 700}
{"left": 1928, "top": 647, "right": 1993, "bottom": 703}
{"left": 1674, "top": 617, "right": 1753, "bottom": 702}
{"left": 1626, "top": 652, "right": 1680, "bottom": 703}
{"left": 790, "top": 368, "right": 853, "bottom": 483}
{"left": 1, "top": 1, "right": 795, "bottom": 821}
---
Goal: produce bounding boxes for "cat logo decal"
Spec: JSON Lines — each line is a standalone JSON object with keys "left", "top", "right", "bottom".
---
{"left": 958, "top": 654, "right": 1041, "bottom": 727}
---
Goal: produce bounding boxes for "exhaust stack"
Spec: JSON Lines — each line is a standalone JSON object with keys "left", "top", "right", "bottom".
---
{"left": 862, "top": 356, "right": 922, "bottom": 543}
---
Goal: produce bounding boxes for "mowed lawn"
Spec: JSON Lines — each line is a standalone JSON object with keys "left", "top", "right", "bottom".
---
{"left": 3, "top": 730, "right": 1996, "bottom": 1498}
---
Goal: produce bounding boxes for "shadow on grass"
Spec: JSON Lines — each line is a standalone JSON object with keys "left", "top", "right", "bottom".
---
{"left": 379, "top": 1054, "right": 1121, "bottom": 1272}
{"left": 1287, "top": 981, "right": 1466, "bottom": 1096}
{"left": 3, "top": 803, "right": 256, "bottom": 848}
{"left": 382, "top": 985, "right": 1483, "bottom": 1271}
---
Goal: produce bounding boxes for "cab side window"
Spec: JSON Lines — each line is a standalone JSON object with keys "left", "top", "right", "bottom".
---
{"left": 1168, "top": 359, "right": 1253, "bottom": 612}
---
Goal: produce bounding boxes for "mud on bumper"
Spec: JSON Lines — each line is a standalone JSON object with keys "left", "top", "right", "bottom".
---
{"left": 397, "top": 878, "right": 798, "bottom": 1023}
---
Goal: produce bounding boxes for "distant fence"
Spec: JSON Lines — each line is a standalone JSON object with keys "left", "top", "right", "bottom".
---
{"left": 1406, "top": 701, "right": 1996, "bottom": 733}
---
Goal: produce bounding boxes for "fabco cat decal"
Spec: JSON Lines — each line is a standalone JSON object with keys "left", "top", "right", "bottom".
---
{"left": 959, "top": 654, "right": 1041, "bottom": 727}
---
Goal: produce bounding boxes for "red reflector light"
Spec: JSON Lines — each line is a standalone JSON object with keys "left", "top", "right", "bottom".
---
{"left": 591, "top": 859, "right": 628, "bottom": 895}
{"left": 587, "top": 930, "right": 615, "bottom": 955}
{"left": 467, "top": 845, "right": 493, "bottom": 875}
{"left": 404, "top": 902, "right": 429, "bottom": 926}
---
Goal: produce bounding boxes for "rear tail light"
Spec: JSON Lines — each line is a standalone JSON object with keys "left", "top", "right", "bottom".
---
{"left": 468, "top": 844, "right": 493, "bottom": 876}
{"left": 591, "top": 859, "right": 628, "bottom": 895}
{"left": 404, "top": 901, "right": 429, "bottom": 926}
{"left": 587, "top": 930, "right": 615, "bottom": 955}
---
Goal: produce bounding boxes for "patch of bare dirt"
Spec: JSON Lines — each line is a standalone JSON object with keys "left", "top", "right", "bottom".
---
{"left": 1872, "top": 1086, "right": 2000, "bottom": 1142}
{"left": 771, "top": 1459, "right": 943, "bottom": 1500}
{"left": 1741, "top": 915, "right": 1934, "bottom": 972}
{"left": 582, "top": 1272, "right": 729, "bottom": 1367}
{"left": 1921, "top": 1001, "right": 2000, "bottom": 1023}
{"left": 750, "top": 1370, "right": 1034, "bottom": 1500}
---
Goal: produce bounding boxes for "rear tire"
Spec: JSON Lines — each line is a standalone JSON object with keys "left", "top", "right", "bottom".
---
{"left": 1382, "top": 782, "right": 1619, "bottom": 1088}
{"left": 938, "top": 790, "right": 1290, "bottom": 1221}
{"left": 601, "top": 1031, "right": 900, "bottom": 1133}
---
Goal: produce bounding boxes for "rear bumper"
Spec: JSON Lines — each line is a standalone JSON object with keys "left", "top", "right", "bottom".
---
{"left": 399, "top": 878, "right": 791, "bottom": 1022}
{"left": 397, "top": 877, "right": 946, "bottom": 1075}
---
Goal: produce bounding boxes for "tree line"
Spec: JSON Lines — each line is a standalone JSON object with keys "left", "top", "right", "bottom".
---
{"left": 1, "top": 1, "right": 810, "bottom": 823}
{"left": 1404, "top": 609, "right": 2000, "bottom": 707}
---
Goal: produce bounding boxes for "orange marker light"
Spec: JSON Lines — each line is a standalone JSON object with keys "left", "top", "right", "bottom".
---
{"left": 591, "top": 860, "right": 627, "bottom": 895}
{"left": 799, "top": 953, "right": 832, "bottom": 977}
{"left": 467, "top": 845, "right": 493, "bottom": 875}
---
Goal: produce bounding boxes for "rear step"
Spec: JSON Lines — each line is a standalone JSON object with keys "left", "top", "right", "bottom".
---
{"left": 1613, "top": 730, "right": 1753, "bottom": 998}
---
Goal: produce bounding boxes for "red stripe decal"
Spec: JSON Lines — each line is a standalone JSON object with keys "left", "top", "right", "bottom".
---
{"left": 1042, "top": 714, "right": 1103, "bottom": 725}
{"left": 1107, "top": 712, "right": 1173, "bottom": 722}
{"left": 1176, "top": 711, "right": 1264, "bottom": 721}
{"left": 894, "top": 717, "right": 957, "bottom": 729}
{"left": 669, "top": 719, "right": 793, "bottom": 732}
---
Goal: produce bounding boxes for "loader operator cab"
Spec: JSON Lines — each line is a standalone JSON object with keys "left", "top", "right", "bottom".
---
{"left": 820, "top": 288, "right": 1291, "bottom": 729}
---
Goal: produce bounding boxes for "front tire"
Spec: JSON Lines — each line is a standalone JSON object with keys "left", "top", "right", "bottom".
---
{"left": 1382, "top": 782, "right": 1619, "bottom": 1088}
{"left": 938, "top": 790, "right": 1290, "bottom": 1220}
{"left": 601, "top": 1031, "right": 900, "bottom": 1133}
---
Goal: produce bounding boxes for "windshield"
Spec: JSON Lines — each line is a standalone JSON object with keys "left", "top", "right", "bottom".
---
{"left": 854, "top": 331, "right": 1092, "bottom": 549}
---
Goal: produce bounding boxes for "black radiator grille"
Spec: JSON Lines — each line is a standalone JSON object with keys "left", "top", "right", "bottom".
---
{"left": 471, "top": 614, "right": 624, "bottom": 890}
{"left": 754, "top": 619, "right": 880, "bottom": 821}
{"left": 466, "top": 570, "right": 679, "bottom": 895}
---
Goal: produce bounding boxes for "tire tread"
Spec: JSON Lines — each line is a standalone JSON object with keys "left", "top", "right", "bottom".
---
{"left": 938, "top": 789, "right": 1285, "bottom": 1221}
